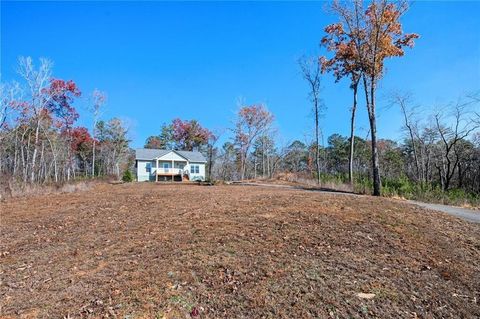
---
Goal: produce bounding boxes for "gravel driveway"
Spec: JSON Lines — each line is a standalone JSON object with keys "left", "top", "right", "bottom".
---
{"left": 407, "top": 200, "right": 480, "bottom": 223}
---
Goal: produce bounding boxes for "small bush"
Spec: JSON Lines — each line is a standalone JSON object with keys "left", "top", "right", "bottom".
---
{"left": 122, "top": 169, "right": 133, "bottom": 183}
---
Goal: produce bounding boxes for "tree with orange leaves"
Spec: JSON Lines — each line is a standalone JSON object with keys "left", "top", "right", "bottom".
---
{"left": 324, "top": 0, "right": 418, "bottom": 195}
{"left": 321, "top": 18, "right": 363, "bottom": 186}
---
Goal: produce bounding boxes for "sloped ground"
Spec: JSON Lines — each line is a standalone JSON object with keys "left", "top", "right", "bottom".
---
{"left": 0, "top": 183, "right": 479, "bottom": 318}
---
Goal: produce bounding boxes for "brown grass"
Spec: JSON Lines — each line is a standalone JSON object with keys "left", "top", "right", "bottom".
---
{"left": 0, "top": 176, "right": 119, "bottom": 200}
{"left": 0, "top": 183, "right": 479, "bottom": 318}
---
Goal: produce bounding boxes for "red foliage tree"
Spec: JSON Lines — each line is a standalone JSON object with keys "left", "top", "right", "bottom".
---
{"left": 171, "top": 118, "right": 212, "bottom": 151}
{"left": 63, "top": 126, "right": 94, "bottom": 176}
{"left": 68, "top": 127, "right": 94, "bottom": 152}
{"left": 43, "top": 79, "right": 81, "bottom": 129}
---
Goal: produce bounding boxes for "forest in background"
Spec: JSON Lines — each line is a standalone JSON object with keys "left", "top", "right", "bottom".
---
{"left": 1, "top": 0, "right": 479, "bottom": 206}
{"left": 142, "top": 0, "right": 480, "bottom": 206}
{"left": 143, "top": 98, "right": 480, "bottom": 207}
{"left": 0, "top": 57, "right": 132, "bottom": 195}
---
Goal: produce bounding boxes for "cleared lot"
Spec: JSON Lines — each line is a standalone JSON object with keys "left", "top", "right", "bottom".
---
{"left": 0, "top": 183, "right": 479, "bottom": 318}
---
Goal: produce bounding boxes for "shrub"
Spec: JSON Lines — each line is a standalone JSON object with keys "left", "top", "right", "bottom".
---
{"left": 122, "top": 169, "right": 133, "bottom": 183}
{"left": 354, "top": 175, "right": 373, "bottom": 194}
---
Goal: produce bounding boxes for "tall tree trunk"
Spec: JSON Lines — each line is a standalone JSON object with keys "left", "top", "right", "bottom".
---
{"left": 314, "top": 98, "right": 321, "bottom": 185}
{"left": 207, "top": 144, "right": 213, "bottom": 180}
{"left": 457, "top": 162, "right": 463, "bottom": 188}
{"left": 30, "top": 118, "right": 41, "bottom": 183}
{"left": 369, "top": 118, "right": 381, "bottom": 196}
{"left": 267, "top": 153, "right": 270, "bottom": 178}
{"left": 262, "top": 141, "right": 265, "bottom": 178}
{"left": 369, "top": 91, "right": 381, "bottom": 196}
{"left": 242, "top": 160, "right": 245, "bottom": 180}
{"left": 13, "top": 130, "right": 18, "bottom": 176}
{"left": 39, "top": 141, "right": 45, "bottom": 183}
{"left": 364, "top": 75, "right": 381, "bottom": 196}
{"left": 240, "top": 144, "right": 250, "bottom": 181}
{"left": 92, "top": 139, "right": 96, "bottom": 177}
{"left": 348, "top": 81, "right": 358, "bottom": 185}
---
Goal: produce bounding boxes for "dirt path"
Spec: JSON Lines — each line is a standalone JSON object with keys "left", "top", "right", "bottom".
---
{"left": 237, "top": 182, "right": 480, "bottom": 223}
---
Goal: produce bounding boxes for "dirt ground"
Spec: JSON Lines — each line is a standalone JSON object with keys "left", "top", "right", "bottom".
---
{"left": 1, "top": 183, "right": 479, "bottom": 318}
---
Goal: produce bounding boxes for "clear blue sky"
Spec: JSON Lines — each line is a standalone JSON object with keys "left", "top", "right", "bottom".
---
{"left": 1, "top": 1, "right": 479, "bottom": 148}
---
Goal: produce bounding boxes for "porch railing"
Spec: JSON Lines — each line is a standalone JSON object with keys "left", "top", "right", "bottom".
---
{"left": 155, "top": 168, "right": 183, "bottom": 175}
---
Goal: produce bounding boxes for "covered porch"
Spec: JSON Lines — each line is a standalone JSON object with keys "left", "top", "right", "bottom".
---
{"left": 154, "top": 158, "right": 189, "bottom": 182}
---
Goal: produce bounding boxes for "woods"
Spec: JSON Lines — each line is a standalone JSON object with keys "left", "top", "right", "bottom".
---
{"left": 211, "top": 97, "right": 479, "bottom": 204}
{"left": 2, "top": 1, "right": 480, "bottom": 318}
{"left": 0, "top": 57, "right": 131, "bottom": 189}
{"left": 0, "top": 1, "right": 478, "bottom": 206}
{"left": 206, "top": 1, "right": 478, "bottom": 205}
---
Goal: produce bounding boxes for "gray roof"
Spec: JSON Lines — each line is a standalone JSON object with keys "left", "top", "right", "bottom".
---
{"left": 135, "top": 148, "right": 207, "bottom": 162}
{"left": 175, "top": 150, "right": 207, "bottom": 162}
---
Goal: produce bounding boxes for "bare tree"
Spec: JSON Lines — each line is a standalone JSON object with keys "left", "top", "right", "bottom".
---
{"left": 0, "top": 82, "right": 20, "bottom": 130}
{"left": 468, "top": 91, "right": 480, "bottom": 125}
{"left": 392, "top": 92, "right": 421, "bottom": 180}
{"left": 433, "top": 101, "right": 479, "bottom": 190}
{"left": 233, "top": 104, "right": 274, "bottom": 180}
{"left": 17, "top": 57, "right": 53, "bottom": 183}
{"left": 299, "top": 56, "right": 323, "bottom": 184}
{"left": 90, "top": 89, "right": 107, "bottom": 177}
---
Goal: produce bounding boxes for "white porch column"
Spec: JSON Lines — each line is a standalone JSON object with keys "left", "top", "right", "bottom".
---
{"left": 156, "top": 159, "right": 158, "bottom": 182}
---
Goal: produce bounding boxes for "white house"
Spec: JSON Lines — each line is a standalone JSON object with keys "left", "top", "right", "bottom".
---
{"left": 135, "top": 149, "right": 207, "bottom": 182}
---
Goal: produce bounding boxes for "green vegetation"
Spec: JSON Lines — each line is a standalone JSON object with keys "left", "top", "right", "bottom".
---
{"left": 352, "top": 175, "right": 479, "bottom": 207}
{"left": 122, "top": 169, "right": 133, "bottom": 183}
{"left": 311, "top": 172, "right": 479, "bottom": 207}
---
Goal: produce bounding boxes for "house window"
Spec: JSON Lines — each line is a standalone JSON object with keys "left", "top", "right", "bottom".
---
{"left": 146, "top": 163, "right": 151, "bottom": 173}
{"left": 191, "top": 164, "right": 199, "bottom": 174}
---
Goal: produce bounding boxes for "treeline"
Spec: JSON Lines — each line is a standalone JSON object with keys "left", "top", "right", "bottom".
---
{"left": 208, "top": 99, "right": 479, "bottom": 205}
{"left": 149, "top": 0, "right": 478, "bottom": 206}
{"left": 206, "top": 0, "right": 479, "bottom": 205}
{"left": 0, "top": 57, "right": 131, "bottom": 187}
{"left": 141, "top": 97, "right": 479, "bottom": 205}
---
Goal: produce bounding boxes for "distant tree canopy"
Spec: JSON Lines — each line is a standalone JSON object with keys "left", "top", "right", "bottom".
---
{"left": 144, "top": 119, "right": 212, "bottom": 152}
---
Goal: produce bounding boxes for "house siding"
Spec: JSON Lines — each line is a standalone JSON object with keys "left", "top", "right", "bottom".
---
{"left": 187, "top": 162, "right": 206, "bottom": 181}
{"left": 135, "top": 150, "right": 207, "bottom": 182}
{"left": 136, "top": 160, "right": 156, "bottom": 182}
{"left": 157, "top": 152, "right": 188, "bottom": 162}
